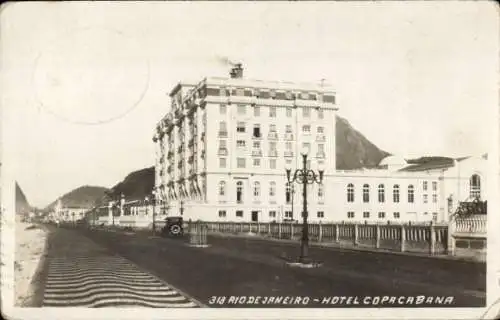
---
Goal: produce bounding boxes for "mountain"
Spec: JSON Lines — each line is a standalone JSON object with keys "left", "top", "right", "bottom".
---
{"left": 15, "top": 182, "right": 31, "bottom": 214}
{"left": 45, "top": 185, "right": 109, "bottom": 210}
{"left": 108, "top": 167, "right": 155, "bottom": 201}
{"left": 336, "top": 115, "right": 390, "bottom": 170}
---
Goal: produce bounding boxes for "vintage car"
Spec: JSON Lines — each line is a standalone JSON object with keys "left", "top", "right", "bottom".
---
{"left": 161, "top": 216, "right": 184, "bottom": 237}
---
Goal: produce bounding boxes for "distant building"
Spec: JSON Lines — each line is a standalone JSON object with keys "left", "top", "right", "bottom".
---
{"left": 50, "top": 198, "right": 89, "bottom": 223}
{"left": 153, "top": 66, "right": 487, "bottom": 223}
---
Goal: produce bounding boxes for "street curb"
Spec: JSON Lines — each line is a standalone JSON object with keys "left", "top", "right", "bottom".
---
{"left": 209, "top": 232, "right": 485, "bottom": 264}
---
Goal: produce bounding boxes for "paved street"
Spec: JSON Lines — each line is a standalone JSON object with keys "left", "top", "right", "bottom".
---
{"left": 37, "top": 227, "right": 202, "bottom": 307}
{"left": 35, "top": 225, "right": 486, "bottom": 308}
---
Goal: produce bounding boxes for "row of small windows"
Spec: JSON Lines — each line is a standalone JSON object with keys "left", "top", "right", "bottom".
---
{"left": 211, "top": 86, "right": 335, "bottom": 101}
{"left": 219, "top": 157, "right": 324, "bottom": 170}
{"left": 219, "top": 122, "right": 325, "bottom": 136}
{"left": 347, "top": 184, "right": 438, "bottom": 204}
{"left": 347, "top": 211, "right": 437, "bottom": 220}
{"left": 218, "top": 210, "right": 325, "bottom": 218}
{"left": 220, "top": 104, "right": 326, "bottom": 119}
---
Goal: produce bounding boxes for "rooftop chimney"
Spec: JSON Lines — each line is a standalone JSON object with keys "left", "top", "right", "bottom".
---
{"left": 229, "top": 63, "right": 243, "bottom": 79}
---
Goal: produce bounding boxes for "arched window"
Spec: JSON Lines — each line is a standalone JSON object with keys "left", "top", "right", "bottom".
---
{"left": 218, "top": 181, "right": 226, "bottom": 196}
{"left": 253, "top": 181, "right": 261, "bottom": 198}
{"left": 347, "top": 183, "right": 354, "bottom": 202}
{"left": 408, "top": 185, "right": 415, "bottom": 203}
{"left": 236, "top": 181, "right": 244, "bottom": 203}
{"left": 393, "top": 184, "right": 400, "bottom": 203}
{"left": 363, "top": 184, "right": 370, "bottom": 203}
{"left": 285, "top": 182, "right": 292, "bottom": 204}
{"left": 378, "top": 184, "right": 385, "bottom": 203}
{"left": 470, "top": 174, "right": 481, "bottom": 199}
{"left": 269, "top": 181, "right": 276, "bottom": 197}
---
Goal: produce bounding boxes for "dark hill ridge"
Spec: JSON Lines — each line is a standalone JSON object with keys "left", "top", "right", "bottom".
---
{"left": 45, "top": 185, "right": 109, "bottom": 210}
{"left": 336, "top": 115, "right": 390, "bottom": 169}
{"left": 109, "top": 167, "right": 155, "bottom": 201}
{"left": 15, "top": 182, "right": 31, "bottom": 214}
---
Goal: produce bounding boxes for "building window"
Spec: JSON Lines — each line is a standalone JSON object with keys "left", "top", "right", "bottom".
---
{"left": 219, "top": 104, "right": 227, "bottom": 114}
{"left": 286, "top": 107, "right": 292, "bottom": 117}
{"left": 237, "top": 122, "right": 246, "bottom": 133}
{"left": 347, "top": 183, "right": 354, "bottom": 202}
{"left": 236, "top": 181, "right": 244, "bottom": 204}
{"left": 253, "top": 141, "right": 261, "bottom": 149}
{"left": 432, "top": 212, "right": 438, "bottom": 222}
{"left": 269, "top": 181, "right": 276, "bottom": 197}
{"left": 408, "top": 185, "right": 415, "bottom": 203}
{"left": 393, "top": 185, "right": 400, "bottom": 203}
{"left": 363, "top": 211, "right": 370, "bottom": 218}
{"left": 470, "top": 174, "right": 481, "bottom": 199}
{"left": 286, "top": 182, "right": 292, "bottom": 204}
{"left": 432, "top": 181, "right": 437, "bottom": 191}
{"left": 253, "top": 124, "right": 261, "bottom": 138}
{"left": 423, "top": 194, "right": 428, "bottom": 203}
{"left": 218, "top": 181, "right": 226, "bottom": 196}
{"left": 269, "top": 211, "right": 276, "bottom": 218}
{"left": 318, "top": 184, "right": 324, "bottom": 202}
{"left": 219, "top": 88, "right": 227, "bottom": 96}
{"left": 285, "top": 211, "right": 293, "bottom": 219}
{"left": 318, "top": 108, "right": 324, "bottom": 119}
{"left": 269, "top": 106, "right": 277, "bottom": 117}
{"left": 363, "top": 184, "right": 370, "bottom": 203}
{"left": 317, "top": 211, "right": 324, "bottom": 218}
{"left": 253, "top": 181, "right": 261, "bottom": 198}
{"left": 286, "top": 158, "right": 292, "bottom": 165}
{"left": 286, "top": 142, "right": 292, "bottom": 151}
{"left": 378, "top": 212, "right": 386, "bottom": 219}
{"left": 303, "top": 107, "right": 311, "bottom": 117}
{"left": 302, "top": 142, "right": 311, "bottom": 154}
{"left": 423, "top": 181, "right": 428, "bottom": 191}
{"left": 218, "top": 210, "right": 227, "bottom": 218}
{"left": 317, "top": 126, "right": 324, "bottom": 134}
{"left": 285, "top": 125, "right": 292, "bottom": 133}
{"left": 269, "top": 159, "right": 276, "bottom": 169}
{"left": 378, "top": 184, "right": 385, "bottom": 203}
{"left": 236, "top": 140, "right": 246, "bottom": 148}
{"left": 393, "top": 212, "right": 400, "bottom": 219}
{"left": 238, "top": 104, "right": 247, "bottom": 114}
{"left": 347, "top": 211, "right": 355, "bottom": 218}
{"left": 302, "top": 125, "right": 311, "bottom": 133}
{"left": 236, "top": 210, "right": 243, "bottom": 217}
{"left": 432, "top": 194, "right": 437, "bottom": 203}
{"left": 269, "top": 141, "right": 277, "bottom": 152}
{"left": 253, "top": 105, "right": 260, "bottom": 117}
{"left": 219, "top": 158, "right": 226, "bottom": 168}
{"left": 219, "top": 121, "right": 227, "bottom": 133}
{"left": 317, "top": 144, "right": 325, "bottom": 153}
{"left": 237, "top": 158, "right": 246, "bottom": 168}
{"left": 253, "top": 158, "right": 261, "bottom": 167}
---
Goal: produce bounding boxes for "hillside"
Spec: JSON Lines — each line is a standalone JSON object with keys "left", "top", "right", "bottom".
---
{"left": 15, "top": 182, "right": 31, "bottom": 214}
{"left": 105, "top": 116, "right": 390, "bottom": 200}
{"left": 45, "top": 185, "right": 109, "bottom": 210}
{"left": 336, "top": 115, "right": 390, "bottom": 169}
{"left": 108, "top": 167, "right": 155, "bottom": 201}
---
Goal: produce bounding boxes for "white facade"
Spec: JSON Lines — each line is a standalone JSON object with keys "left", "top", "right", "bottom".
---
{"left": 153, "top": 68, "right": 487, "bottom": 224}
{"left": 153, "top": 68, "right": 337, "bottom": 222}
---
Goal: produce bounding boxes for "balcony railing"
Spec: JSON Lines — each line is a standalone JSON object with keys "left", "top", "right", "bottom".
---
{"left": 316, "top": 135, "right": 326, "bottom": 142}
{"left": 268, "top": 132, "right": 279, "bottom": 140}
{"left": 284, "top": 151, "right": 294, "bottom": 157}
{"left": 284, "top": 133, "right": 294, "bottom": 141}
{"left": 200, "top": 132, "right": 206, "bottom": 142}
{"left": 218, "top": 148, "right": 228, "bottom": 156}
{"left": 268, "top": 150, "right": 278, "bottom": 157}
{"left": 252, "top": 135, "right": 262, "bottom": 140}
{"left": 251, "top": 149, "right": 263, "bottom": 157}
{"left": 177, "top": 146, "right": 184, "bottom": 154}
{"left": 316, "top": 152, "right": 326, "bottom": 159}
{"left": 218, "top": 131, "right": 228, "bottom": 138}
{"left": 167, "top": 150, "right": 174, "bottom": 158}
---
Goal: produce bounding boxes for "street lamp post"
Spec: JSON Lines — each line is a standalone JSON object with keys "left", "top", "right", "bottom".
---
{"left": 180, "top": 200, "right": 184, "bottom": 216}
{"left": 285, "top": 148, "right": 324, "bottom": 264}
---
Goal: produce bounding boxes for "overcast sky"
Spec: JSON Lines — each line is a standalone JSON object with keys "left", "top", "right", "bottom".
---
{"left": 2, "top": 2, "right": 497, "bottom": 207}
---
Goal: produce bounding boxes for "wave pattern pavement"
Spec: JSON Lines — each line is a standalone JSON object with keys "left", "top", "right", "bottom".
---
{"left": 42, "top": 234, "right": 201, "bottom": 308}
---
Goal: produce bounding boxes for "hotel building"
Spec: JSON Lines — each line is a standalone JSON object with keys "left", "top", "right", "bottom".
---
{"left": 153, "top": 65, "right": 487, "bottom": 224}
{"left": 153, "top": 64, "right": 337, "bottom": 222}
